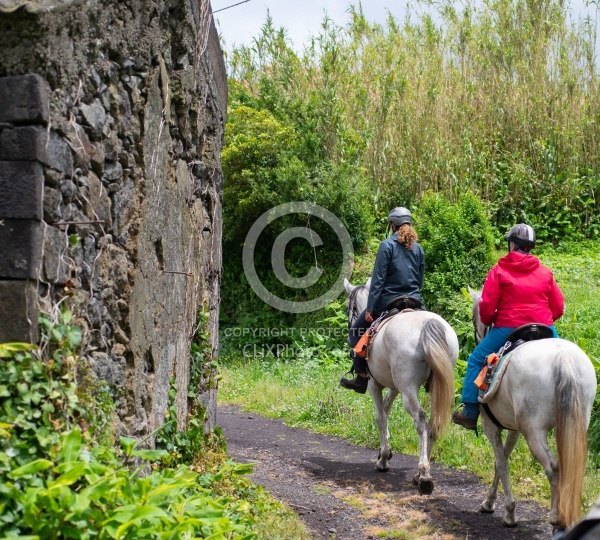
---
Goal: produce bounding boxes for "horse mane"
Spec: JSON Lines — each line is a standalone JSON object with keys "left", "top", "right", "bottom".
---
{"left": 347, "top": 285, "right": 367, "bottom": 327}
{"left": 468, "top": 287, "right": 490, "bottom": 344}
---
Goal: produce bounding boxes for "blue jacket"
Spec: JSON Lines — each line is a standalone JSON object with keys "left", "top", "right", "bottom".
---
{"left": 367, "top": 232, "right": 425, "bottom": 313}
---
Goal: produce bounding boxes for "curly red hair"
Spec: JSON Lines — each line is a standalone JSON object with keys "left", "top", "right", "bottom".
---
{"left": 396, "top": 224, "right": 418, "bottom": 250}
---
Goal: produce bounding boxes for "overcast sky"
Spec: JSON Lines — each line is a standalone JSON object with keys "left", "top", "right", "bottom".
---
{"left": 213, "top": 0, "right": 599, "bottom": 53}
{"left": 213, "top": 1, "right": 408, "bottom": 51}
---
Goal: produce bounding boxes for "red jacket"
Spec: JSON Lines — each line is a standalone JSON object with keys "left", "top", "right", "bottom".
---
{"left": 479, "top": 251, "right": 564, "bottom": 327}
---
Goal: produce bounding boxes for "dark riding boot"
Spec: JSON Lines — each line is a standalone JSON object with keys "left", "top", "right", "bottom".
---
{"left": 339, "top": 373, "right": 369, "bottom": 394}
{"left": 339, "top": 353, "right": 369, "bottom": 393}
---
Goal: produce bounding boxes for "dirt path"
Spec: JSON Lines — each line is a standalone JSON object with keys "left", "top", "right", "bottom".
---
{"left": 217, "top": 404, "right": 553, "bottom": 540}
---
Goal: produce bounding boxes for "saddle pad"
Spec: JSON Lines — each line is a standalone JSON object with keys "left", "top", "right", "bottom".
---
{"left": 365, "top": 316, "right": 395, "bottom": 359}
{"left": 478, "top": 351, "right": 513, "bottom": 404}
{"left": 365, "top": 309, "right": 416, "bottom": 359}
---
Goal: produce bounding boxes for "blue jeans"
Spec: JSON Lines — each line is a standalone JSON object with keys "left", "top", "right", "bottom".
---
{"left": 461, "top": 325, "right": 559, "bottom": 418}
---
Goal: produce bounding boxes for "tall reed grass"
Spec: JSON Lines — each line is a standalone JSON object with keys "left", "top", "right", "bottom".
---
{"left": 227, "top": 0, "right": 600, "bottom": 240}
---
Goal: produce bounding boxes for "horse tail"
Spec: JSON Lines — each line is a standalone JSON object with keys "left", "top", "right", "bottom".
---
{"left": 554, "top": 352, "right": 588, "bottom": 527}
{"left": 419, "top": 318, "right": 455, "bottom": 438}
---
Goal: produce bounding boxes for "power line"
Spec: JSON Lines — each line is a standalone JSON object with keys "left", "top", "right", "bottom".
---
{"left": 213, "top": 0, "right": 251, "bottom": 14}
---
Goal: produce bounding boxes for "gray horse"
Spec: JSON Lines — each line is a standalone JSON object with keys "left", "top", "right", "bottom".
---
{"left": 344, "top": 278, "right": 459, "bottom": 494}
{"left": 469, "top": 287, "right": 597, "bottom": 531}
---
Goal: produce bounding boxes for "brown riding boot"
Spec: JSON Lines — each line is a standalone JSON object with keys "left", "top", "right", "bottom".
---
{"left": 451, "top": 410, "right": 478, "bottom": 431}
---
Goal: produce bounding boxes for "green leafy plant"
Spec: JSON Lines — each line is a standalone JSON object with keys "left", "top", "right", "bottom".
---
{"left": 291, "top": 300, "right": 350, "bottom": 367}
{"left": 220, "top": 80, "right": 373, "bottom": 339}
{"left": 1, "top": 424, "right": 257, "bottom": 539}
{"left": 0, "top": 311, "right": 263, "bottom": 539}
{"left": 156, "top": 309, "right": 222, "bottom": 468}
{"left": 0, "top": 324, "right": 79, "bottom": 471}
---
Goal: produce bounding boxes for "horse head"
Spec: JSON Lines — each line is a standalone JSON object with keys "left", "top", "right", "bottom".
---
{"left": 343, "top": 277, "right": 370, "bottom": 326}
{"left": 467, "top": 286, "right": 490, "bottom": 344}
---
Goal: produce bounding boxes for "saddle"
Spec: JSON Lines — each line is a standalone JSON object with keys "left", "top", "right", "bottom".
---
{"left": 476, "top": 323, "right": 554, "bottom": 393}
{"left": 502, "top": 323, "right": 554, "bottom": 355}
{"left": 353, "top": 296, "right": 423, "bottom": 359}
{"left": 476, "top": 323, "right": 554, "bottom": 428}
{"left": 384, "top": 295, "right": 423, "bottom": 312}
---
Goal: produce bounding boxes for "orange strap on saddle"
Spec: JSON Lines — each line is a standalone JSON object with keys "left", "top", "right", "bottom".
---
{"left": 475, "top": 352, "right": 500, "bottom": 391}
{"left": 353, "top": 331, "right": 370, "bottom": 358}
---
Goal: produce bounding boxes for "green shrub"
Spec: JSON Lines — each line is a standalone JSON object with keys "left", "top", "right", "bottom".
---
{"left": 221, "top": 98, "right": 372, "bottom": 337}
{"left": 0, "top": 424, "right": 255, "bottom": 539}
{"left": 0, "top": 311, "right": 91, "bottom": 470}
{"left": 0, "top": 313, "right": 259, "bottom": 539}
{"left": 416, "top": 191, "right": 495, "bottom": 321}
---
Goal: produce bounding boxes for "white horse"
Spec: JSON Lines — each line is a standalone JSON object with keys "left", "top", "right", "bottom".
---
{"left": 344, "top": 278, "right": 459, "bottom": 494}
{"left": 468, "top": 288, "right": 597, "bottom": 531}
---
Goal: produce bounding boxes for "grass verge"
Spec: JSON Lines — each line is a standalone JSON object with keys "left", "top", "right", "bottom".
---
{"left": 218, "top": 356, "right": 600, "bottom": 512}
{"left": 218, "top": 242, "right": 600, "bottom": 520}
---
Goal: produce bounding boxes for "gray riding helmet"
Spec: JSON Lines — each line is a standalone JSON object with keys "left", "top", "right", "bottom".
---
{"left": 388, "top": 207, "right": 412, "bottom": 226}
{"left": 506, "top": 223, "right": 536, "bottom": 251}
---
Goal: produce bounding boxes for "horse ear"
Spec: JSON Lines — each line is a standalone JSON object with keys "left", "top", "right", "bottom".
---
{"left": 344, "top": 278, "right": 355, "bottom": 294}
{"left": 467, "top": 286, "right": 481, "bottom": 302}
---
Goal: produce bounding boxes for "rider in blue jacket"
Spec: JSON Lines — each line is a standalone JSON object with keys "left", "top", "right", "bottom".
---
{"left": 340, "top": 207, "right": 425, "bottom": 393}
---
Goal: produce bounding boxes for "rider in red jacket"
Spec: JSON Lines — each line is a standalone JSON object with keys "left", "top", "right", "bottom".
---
{"left": 479, "top": 250, "right": 564, "bottom": 328}
{"left": 452, "top": 223, "right": 565, "bottom": 431}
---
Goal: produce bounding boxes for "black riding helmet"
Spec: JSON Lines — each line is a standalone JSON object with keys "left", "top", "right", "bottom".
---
{"left": 506, "top": 223, "right": 536, "bottom": 252}
{"left": 388, "top": 207, "right": 412, "bottom": 227}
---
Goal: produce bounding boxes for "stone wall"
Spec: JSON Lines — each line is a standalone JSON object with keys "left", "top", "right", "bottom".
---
{"left": 0, "top": 0, "right": 226, "bottom": 436}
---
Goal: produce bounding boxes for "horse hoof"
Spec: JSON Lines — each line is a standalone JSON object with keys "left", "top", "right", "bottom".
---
{"left": 376, "top": 465, "right": 389, "bottom": 473}
{"left": 502, "top": 521, "right": 518, "bottom": 528}
{"left": 418, "top": 479, "right": 434, "bottom": 495}
{"left": 412, "top": 474, "right": 419, "bottom": 486}
{"left": 479, "top": 506, "right": 495, "bottom": 514}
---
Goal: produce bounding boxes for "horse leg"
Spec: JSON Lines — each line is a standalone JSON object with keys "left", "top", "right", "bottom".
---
{"left": 480, "top": 430, "right": 520, "bottom": 516}
{"left": 481, "top": 420, "right": 517, "bottom": 526}
{"left": 522, "top": 429, "right": 560, "bottom": 528}
{"left": 401, "top": 388, "right": 434, "bottom": 494}
{"left": 425, "top": 418, "right": 440, "bottom": 463}
{"left": 370, "top": 384, "right": 397, "bottom": 472}
{"left": 382, "top": 387, "right": 399, "bottom": 465}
